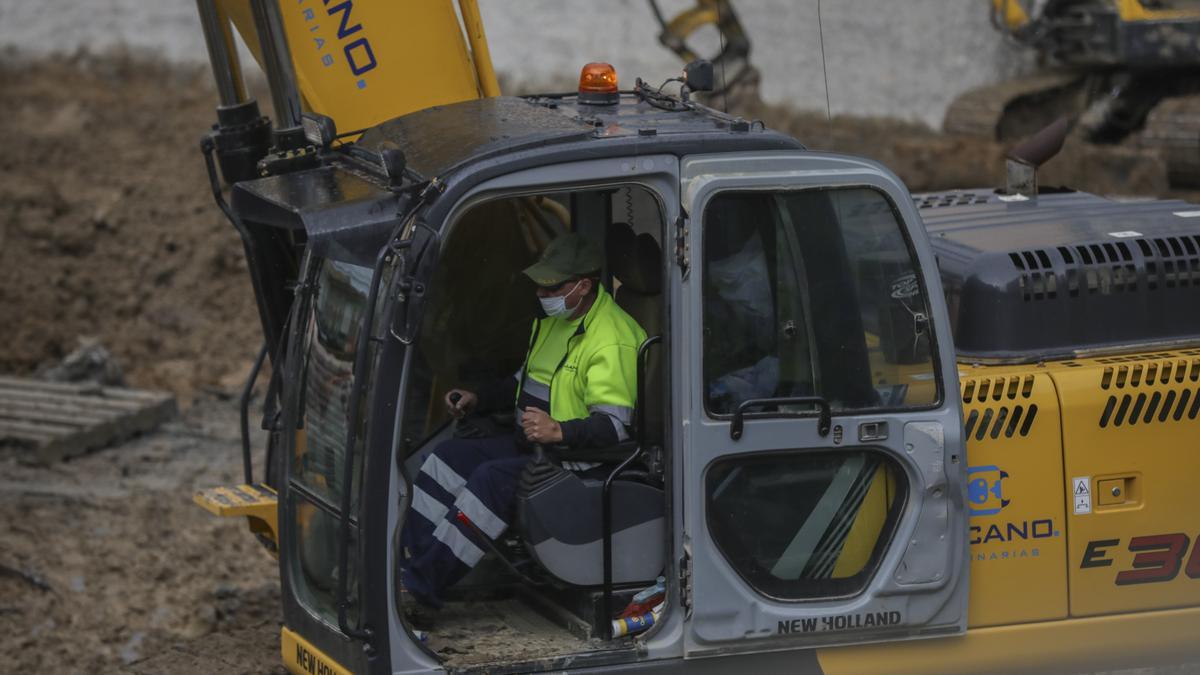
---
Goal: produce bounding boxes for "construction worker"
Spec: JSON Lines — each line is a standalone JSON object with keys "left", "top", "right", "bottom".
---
{"left": 400, "top": 233, "right": 647, "bottom": 608}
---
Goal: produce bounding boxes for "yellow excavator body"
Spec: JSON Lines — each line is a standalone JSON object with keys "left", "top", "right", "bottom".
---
{"left": 1114, "top": 0, "right": 1200, "bottom": 21}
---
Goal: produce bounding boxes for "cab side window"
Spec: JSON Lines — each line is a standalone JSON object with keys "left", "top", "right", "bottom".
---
{"left": 706, "top": 451, "right": 903, "bottom": 599}
{"left": 701, "top": 188, "right": 938, "bottom": 415}
{"left": 289, "top": 258, "right": 376, "bottom": 626}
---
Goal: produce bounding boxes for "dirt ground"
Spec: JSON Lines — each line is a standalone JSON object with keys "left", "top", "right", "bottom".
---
{"left": 0, "top": 398, "right": 282, "bottom": 673}
{"left": 1, "top": 55, "right": 1198, "bottom": 674}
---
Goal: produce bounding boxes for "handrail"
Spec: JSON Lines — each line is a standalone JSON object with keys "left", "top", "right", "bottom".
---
{"left": 730, "top": 396, "right": 832, "bottom": 440}
{"left": 635, "top": 335, "right": 662, "bottom": 452}
{"left": 601, "top": 446, "right": 646, "bottom": 640}
{"left": 240, "top": 342, "right": 268, "bottom": 485}
{"left": 601, "top": 334, "right": 662, "bottom": 639}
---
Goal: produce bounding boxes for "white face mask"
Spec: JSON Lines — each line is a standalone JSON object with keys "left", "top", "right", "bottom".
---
{"left": 539, "top": 280, "right": 583, "bottom": 318}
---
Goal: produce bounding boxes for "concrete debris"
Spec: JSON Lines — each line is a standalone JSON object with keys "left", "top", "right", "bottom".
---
{"left": 37, "top": 338, "right": 125, "bottom": 386}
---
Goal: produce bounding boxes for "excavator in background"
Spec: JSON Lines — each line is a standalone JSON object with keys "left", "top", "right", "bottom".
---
{"left": 944, "top": 0, "right": 1200, "bottom": 186}
{"left": 646, "top": 0, "right": 761, "bottom": 109}
{"left": 192, "top": 2, "right": 1200, "bottom": 674}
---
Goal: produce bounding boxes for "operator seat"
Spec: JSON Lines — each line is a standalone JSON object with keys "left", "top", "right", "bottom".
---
{"left": 609, "top": 222, "right": 664, "bottom": 442}
{"left": 515, "top": 223, "right": 666, "bottom": 587}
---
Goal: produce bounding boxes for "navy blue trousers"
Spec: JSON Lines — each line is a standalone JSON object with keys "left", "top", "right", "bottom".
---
{"left": 400, "top": 435, "right": 531, "bottom": 607}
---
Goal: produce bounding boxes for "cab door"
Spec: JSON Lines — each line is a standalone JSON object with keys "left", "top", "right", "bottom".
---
{"left": 677, "top": 152, "right": 968, "bottom": 654}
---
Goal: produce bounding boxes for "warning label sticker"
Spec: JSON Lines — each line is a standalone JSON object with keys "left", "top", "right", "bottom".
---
{"left": 1073, "top": 477, "right": 1092, "bottom": 515}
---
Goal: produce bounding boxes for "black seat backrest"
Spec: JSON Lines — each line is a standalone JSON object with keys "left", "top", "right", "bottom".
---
{"left": 607, "top": 223, "right": 664, "bottom": 444}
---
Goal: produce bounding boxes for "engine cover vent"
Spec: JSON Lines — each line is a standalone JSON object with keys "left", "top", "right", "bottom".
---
{"left": 962, "top": 375, "right": 1036, "bottom": 403}
{"left": 913, "top": 192, "right": 991, "bottom": 210}
{"left": 1099, "top": 389, "right": 1200, "bottom": 428}
{"left": 1100, "top": 357, "right": 1200, "bottom": 389}
{"left": 961, "top": 375, "right": 1039, "bottom": 440}
{"left": 1094, "top": 354, "right": 1200, "bottom": 428}
{"left": 1137, "top": 235, "right": 1200, "bottom": 290}
{"left": 922, "top": 191, "right": 1200, "bottom": 362}
{"left": 965, "top": 404, "right": 1039, "bottom": 440}
{"left": 1096, "top": 352, "right": 1190, "bottom": 364}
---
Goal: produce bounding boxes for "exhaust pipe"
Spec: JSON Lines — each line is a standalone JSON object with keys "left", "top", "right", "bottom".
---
{"left": 1005, "top": 116, "right": 1070, "bottom": 199}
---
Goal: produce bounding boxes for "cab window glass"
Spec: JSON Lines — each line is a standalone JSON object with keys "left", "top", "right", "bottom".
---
{"left": 292, "top": 495, "right": 359, "bottom": 625}
{"left": 706, "top": 451, "right": 903, "bottom": 599}
{"left": 290, "top": 257, "right": 383, "bottom": 627}
{"left": 701, "top": 188, "right": 938, "bottom": 415}
{"left": 294, "top": 259, "right": 374, "bottom": 512}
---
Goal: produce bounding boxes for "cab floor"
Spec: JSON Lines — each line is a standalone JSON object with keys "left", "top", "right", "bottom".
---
{"left": 426, "top": 596, "right": 607, "bottom": 670}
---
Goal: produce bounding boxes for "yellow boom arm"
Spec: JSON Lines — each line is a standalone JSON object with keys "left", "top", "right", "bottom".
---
{"left": 218, "top": 0, "right": 500, "bottom": 134}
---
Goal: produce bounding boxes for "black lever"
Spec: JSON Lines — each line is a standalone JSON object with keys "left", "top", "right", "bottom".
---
{"left": 730, "top": 396, "right": 832, "bottom": 440}
{"left": 447, "top": 392, "right": 470, "bottom": 436}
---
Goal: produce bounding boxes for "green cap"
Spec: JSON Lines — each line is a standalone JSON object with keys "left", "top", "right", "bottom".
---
{"left": 522, "top": 233, "right": 603, "bottom": 287}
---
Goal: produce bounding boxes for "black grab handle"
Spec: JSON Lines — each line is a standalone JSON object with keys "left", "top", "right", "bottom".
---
{"left": 601, "top": 445, "right": 645, "bottom": 639}
{"left": 730, "top": 396, "right": 832, "bottom": 440}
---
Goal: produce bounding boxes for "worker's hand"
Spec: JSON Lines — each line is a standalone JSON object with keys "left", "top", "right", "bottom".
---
{"left": 444, "top": 389, "right": 478, "bottom": 418}
{"left": 521, "top": 407, "right": 563, "bottom": 444}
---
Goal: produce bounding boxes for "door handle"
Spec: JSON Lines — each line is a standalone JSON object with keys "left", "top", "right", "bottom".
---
{"left": 730, "top": 396, "right": 832, "bottom": 440}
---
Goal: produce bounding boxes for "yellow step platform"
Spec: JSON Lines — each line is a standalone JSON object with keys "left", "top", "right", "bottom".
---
{"left": 194, "top": 483, "right": 278, "bottom": 548}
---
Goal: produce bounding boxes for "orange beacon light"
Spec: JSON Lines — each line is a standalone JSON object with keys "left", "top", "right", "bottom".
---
{"left": 579, "top": 62, "right": 619, "bottom": 105}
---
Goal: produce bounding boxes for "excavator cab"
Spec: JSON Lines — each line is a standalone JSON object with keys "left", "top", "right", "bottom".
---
{"left": 204, "top": 85, "right": 972, "bottom": 672}
{"left": 192, "top": 4, "right": 969, "bottom": 674}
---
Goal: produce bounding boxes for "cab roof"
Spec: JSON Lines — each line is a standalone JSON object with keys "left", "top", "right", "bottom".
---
{"left": 355, "top": 93, "right": 803, "bottom": 181}
{"left": 231, "top": 93, "right": 805, "bottom": 265}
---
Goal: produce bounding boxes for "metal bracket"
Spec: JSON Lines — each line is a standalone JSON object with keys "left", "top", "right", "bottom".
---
{"left": 674, "top": 215, "right": 690, "bottom": 278}
{"left": 679, "top": 544, "right": 693, "bottom": 617}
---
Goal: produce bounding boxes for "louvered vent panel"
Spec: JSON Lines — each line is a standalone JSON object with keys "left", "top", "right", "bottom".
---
{"left": 1136, "top": 235, "right": 1200, "bottom": 291}
{"left": 961, "top": 375, "right": 1039, "bottom": 440}
{"left": 1003, "top": 235, "right": 1200, "bottom": 305}
{"left": 913, "top": 192, "right": 990, "bottom": 210}
{"left": 1095, "top": 355, "right": 1200, "bottom": 428}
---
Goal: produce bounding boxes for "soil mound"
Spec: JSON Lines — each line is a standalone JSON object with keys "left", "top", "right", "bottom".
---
{"left": 0, "top": 55, "right": 261, "bottom": 405}
{"left": 743, "top": 101, "right": 1169, "bottom": 196}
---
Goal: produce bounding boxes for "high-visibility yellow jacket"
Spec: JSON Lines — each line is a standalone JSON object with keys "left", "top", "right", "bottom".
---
{"left": 520, "top": 285, "right": 646, "bottom": 441}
